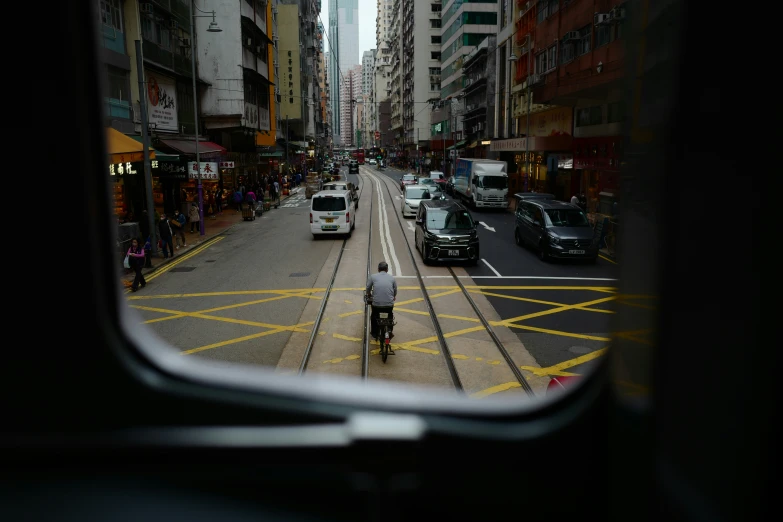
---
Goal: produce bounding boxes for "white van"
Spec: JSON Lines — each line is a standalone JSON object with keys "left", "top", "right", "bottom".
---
{"left": 310, "top": 190, "right": 356, "bottom": 238}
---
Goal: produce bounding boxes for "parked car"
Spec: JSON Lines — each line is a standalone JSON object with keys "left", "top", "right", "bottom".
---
{"left": 400, "top": 173, "right": 418, "bottom": 190}
{"left": 310, "top": 190, "right": 356, "bottom": 239}
{"left": 514, "top": 199, "right": 597, "bottom": 262}
{"left": 414, "top": 199, "right": 479, "bottom": 266}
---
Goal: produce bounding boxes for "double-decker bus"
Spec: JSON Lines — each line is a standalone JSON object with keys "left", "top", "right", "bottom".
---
{"left": 356, "top": 148, "right": 365, "bottom": 165}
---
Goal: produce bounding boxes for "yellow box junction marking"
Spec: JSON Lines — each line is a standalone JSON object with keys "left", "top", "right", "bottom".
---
{"left": 128, "top": 285, "right": 619, "bottom": 357}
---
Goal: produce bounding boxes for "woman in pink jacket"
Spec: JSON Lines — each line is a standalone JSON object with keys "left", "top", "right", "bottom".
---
{"left": 127, "top": 238, "right": 147, "bottom": 292}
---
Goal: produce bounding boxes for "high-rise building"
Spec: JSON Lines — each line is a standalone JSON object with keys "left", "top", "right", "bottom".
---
{"left": 361, "top": 50, "right": 375, "bottom": 149}
{"left": 390, "top": 0, "right": 443, "bottom": 160}
{"left": 439, "top": 0, "right": 498, "bottom": 100}
{"left": 327, "top": 0, "right": 359, "bottom": 147}
{"left": 339, "top": 65, "right": 361, "bottom": 146}
{"left": 374, "top": 0, "right": 394, "bottom": 149}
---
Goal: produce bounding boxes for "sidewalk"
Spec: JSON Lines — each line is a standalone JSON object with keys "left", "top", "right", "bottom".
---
{"left": 122, "top": 187, "right": 302, "bottom": 282}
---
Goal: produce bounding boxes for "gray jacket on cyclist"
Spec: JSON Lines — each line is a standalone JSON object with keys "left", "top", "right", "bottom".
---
{"left": 367, "top": 271, "right": 397, "bottom": 307}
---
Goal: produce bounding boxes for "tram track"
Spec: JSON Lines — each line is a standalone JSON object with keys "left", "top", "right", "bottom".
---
{"left": 296, "top": 165, "right": 534, "bottom": 398}
{"left": 369, "top": 168, "right": 535, "bottom": 398}
{"left": 297, "top": 170, "right": 371, "bottom": 376}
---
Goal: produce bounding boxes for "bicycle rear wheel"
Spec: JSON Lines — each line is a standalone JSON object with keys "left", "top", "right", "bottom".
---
{"left": 380, "top": 325, "right": 388, "bottom": 363}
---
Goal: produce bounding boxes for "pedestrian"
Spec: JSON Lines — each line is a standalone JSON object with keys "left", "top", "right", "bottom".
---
{"left": 127, "top": 238, "right": 147, "bottom": 292}
{"left": 214, "top": 187, "right": 223, "bottom": 214}
{"left": 157, "top": 213, "right": 174, "bottom": 259}
{"left": 189, "top": 202, "right": 200, "bottom": 233}
{"left": 171, "top": 209, "right": 187, "bottom": 248}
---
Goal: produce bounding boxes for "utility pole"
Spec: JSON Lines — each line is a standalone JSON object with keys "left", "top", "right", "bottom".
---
{"left": 135, "top": 40, "right": 156, "bottom": 254}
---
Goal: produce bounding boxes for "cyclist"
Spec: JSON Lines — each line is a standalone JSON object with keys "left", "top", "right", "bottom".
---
{"left": 366, "top": 261, "right": 397, "bottom": 341}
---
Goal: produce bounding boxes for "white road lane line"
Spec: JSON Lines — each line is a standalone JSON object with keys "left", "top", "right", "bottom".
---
{"left": 481, "top": 259, "right": 502, "bottom": 277}
{"left": 367, "top": 170, "right": 402, "bottom": 277}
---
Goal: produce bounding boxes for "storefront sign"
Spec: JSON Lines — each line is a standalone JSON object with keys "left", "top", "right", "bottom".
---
{"left": 146, "top": 72, "right": 178, "bottom": 132}
{"left": 219, "top": 161, "right": 235, "bottom": 168}
{"left": 188, "top": 162, "right": 219, "bottom": 179}
{"left": 157, "top": 161, "right": 188, "bottom": 180}
{"left": 530, "top": 107, "right": 573, "bottom": 137}
{"left": 109, "top": 162, "right": 139, "bottom": 176}
{"left": 491, "top": 137, "right": 528, "bottom": 152}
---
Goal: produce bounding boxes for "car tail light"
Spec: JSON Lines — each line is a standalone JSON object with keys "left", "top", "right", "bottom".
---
{"left": 310, "top": 213, "right": 313, "bottom": 223}
{"left": 345, "top": 212, "right": 349, "bottom": 222}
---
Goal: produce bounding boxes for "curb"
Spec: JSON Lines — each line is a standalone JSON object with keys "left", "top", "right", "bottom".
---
{"left": 130, "top": 188, "right": 301, "bottom": 277}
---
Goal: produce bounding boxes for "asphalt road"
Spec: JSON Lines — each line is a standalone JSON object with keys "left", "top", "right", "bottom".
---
{"left": 125, "top": 163, "right": 628, "bottom": 395}
{"left": 375, "top": 165, "right": 619, "bottom": 376}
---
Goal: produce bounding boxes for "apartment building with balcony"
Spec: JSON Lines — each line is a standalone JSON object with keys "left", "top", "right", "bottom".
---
{"left": 361, "top": 50, "right": 375, "bottom": 150}
{"left": 374, "top": 0, "right": 393, "bottom": 149}
{"left": 388, "top": 0, "right": 403, "bottom": 152}
{"left": 191, "top": 0, "right": 274, "bottom": 184}
{"left": 461, "top": 36, "right": 497, "bottom": 159}
{"left": 497, "top": 0, "right": 627, "bottom": 204}
{"left": 317, "top": 22, "right": 329, "bottom": 149}
{"left": 399, "top": 0, "right": 443, "bottom": 158}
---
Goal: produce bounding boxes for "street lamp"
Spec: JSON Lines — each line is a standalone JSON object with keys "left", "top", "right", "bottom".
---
{"left": 189, "top": 1, "right": 222, "bottom": 236}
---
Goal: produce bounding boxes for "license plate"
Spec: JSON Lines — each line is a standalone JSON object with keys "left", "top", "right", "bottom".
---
{"left": 568, "top": 250, "right": 585, "bottom": 254}
{"left": 324, "top": 218, "right": 334, "bottom": 223}
{"left": 379, "top": 313, "right": 389, "bottom": 319}
{"left": 448, "top": 250, "right": 459, "bottom": 256}
{"left": 321, "top": 225, "right": 338, "bottom": 230}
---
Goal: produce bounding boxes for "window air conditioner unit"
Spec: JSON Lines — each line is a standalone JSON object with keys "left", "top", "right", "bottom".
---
{"left": 247, "top": 38, "right": 253, "bottom": 46}
{"left": 610, "top": 6, "right": 626, "bottom": 20}
{"left": 140, "top": 3, "right": 153, "bottom": 14}
{"left": 594, "top": 13, "right": 611, "bottom": 25}
{"left": 564, "top": 31, "right": 580, "bottom": 40}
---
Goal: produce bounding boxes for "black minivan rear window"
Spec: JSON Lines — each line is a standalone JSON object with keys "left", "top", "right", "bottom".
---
{"left": 313, "top": 197, "right": 346, "bottom": 212}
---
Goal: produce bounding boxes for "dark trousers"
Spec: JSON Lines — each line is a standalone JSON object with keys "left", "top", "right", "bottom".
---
{"left": 370, "top": 305, "right": 394, "bottom": 338}
{"left": 132, "top": 264, "right": 146, "bottom": 290}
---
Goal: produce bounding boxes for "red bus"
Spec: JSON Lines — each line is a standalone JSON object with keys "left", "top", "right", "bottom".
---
{"left": 356, "top": 149, "right": 365, "bottom": 165}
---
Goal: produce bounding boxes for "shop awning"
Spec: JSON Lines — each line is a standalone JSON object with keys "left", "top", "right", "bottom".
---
{"left": 447, "top": 140, "right": 467, "bottom": 151}
{"left": 159, "top": 139, "right": 226, "bottom": 156}
{"left": 259, "top": 151, "right": 284, "bottom": 157}
{"left": 467, "top": 141, "right": 478, "bottom": 149}
{"left": 106, "top": 127, "right": 155, "bottom": 163}
{"left": 127, "top": 135, "right": 180, "bottom": 161}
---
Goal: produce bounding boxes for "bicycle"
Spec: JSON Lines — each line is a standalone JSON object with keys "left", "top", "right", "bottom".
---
{"left": 366, "top": 293, "right": 396, "bottom": 363}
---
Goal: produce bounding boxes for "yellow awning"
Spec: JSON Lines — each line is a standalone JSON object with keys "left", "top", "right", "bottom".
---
{"left": 106, "top": 127, "right": 155, "bottom": 163}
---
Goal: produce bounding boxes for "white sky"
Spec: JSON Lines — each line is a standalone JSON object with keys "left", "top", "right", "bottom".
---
{"left": 320, "top": 0, "right": 378, "bottom": 63}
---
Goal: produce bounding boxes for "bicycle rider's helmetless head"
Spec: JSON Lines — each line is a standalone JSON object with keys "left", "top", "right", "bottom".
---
{"left": 378, "top": 262, "right": 388, "bottom": 272}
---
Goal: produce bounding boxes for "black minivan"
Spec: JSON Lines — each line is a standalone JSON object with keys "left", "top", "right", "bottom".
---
{"left": 415, "top": 200, "right": 480, "bottom": 265}
{"left": 514, "top": 199, "right": 598, "bottom": 262}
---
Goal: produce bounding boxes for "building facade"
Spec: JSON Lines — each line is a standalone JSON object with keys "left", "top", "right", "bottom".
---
{"left": 339, "top": 65, "right": 362, "bottom": 147}
{"left": 361, "top": 50, "right": 375, "bottom": 150}
{"left": 491, "top": 0, "right": 627, "bottom": 209}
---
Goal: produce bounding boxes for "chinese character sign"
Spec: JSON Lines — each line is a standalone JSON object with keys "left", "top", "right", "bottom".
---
{"left": 188, "top": 162, "right": 219, "bottom": 179}
{"left": 146, "top": 73, "right": 179, "bottom": 132}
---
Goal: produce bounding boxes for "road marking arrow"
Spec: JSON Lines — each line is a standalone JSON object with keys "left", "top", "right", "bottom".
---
{"left": 407, "top": 221, "right": 415, "bottom": 232}
{"left": 478, "top": 221, "right": 496, "bottom": 232}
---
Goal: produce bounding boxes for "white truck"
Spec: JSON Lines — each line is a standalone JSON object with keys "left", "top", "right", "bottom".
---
{"left": 452, "top": 158, "right": 509, "bottom": 209}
